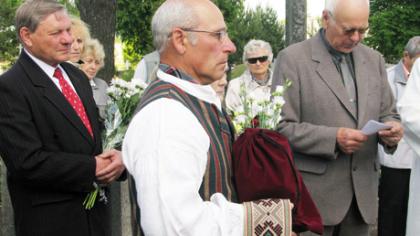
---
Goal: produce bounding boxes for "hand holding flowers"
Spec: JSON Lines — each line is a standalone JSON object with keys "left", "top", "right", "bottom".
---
{"left": 84, "top": 78, "right": 147, "bottom": 209}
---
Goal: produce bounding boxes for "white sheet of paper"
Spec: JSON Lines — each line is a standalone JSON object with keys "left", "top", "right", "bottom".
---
{"left": 361, "top": 120, "right": 392, "bottom": 135}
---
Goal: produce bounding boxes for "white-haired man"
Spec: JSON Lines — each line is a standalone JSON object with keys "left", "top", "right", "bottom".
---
{"left": 123, "top": 0, "right": 295, "bottom": 235}
{"left": 272, "top": 0, "right": 403, "bottom": 235}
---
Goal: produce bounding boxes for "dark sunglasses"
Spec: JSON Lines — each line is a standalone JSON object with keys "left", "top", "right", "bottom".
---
{"left": 247, "top": 56, "right": 269, "bottom": 64}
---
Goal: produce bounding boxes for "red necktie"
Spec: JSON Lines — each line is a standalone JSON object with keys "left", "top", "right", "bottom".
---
{"left": 53, "top": 68, "right": 93, "bottom": 137}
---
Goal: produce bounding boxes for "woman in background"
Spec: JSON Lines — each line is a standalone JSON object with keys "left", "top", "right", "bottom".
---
{"left": 69, "top": 17, "right": 91, "bottom": 66}
{"left": 225, "top": 39, "right": 273, "bottom": 114}
{"left": 80, "top": 38, "right": 108, "bottom": 119}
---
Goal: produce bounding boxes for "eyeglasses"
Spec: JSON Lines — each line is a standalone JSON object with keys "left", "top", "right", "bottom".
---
{"left": 181, "top": 28, "right": 228, "bottom": 42}
{"left": 328, "top": 11, "right": 369, "bottom": 36}
{"left": 247, "top": 56, "right": 269, "bottom": 64}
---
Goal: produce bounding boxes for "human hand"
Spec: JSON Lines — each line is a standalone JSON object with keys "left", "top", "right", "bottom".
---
{"left": 336, "top": 127, "right": 368, "bottom": 154}
{"left": 95, "top": 149, "right": 125, "bottom": 184}
{"left": 95, "top": 156, "right": 112, "bottom": 175}
{"left": 378, "top": 121, "right": 403, "bottom": 147}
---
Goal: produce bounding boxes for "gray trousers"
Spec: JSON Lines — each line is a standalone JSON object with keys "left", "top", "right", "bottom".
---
{"left": 300, "top": 197, "right": 370, "bottom": 236}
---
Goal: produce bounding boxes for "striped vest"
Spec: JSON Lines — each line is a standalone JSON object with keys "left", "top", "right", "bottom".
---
{"left": 138, "top": 79, "right": 237, "bottom": 202}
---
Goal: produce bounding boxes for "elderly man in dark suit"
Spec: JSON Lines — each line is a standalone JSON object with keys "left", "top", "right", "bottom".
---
{"left": 272, "top": 0, "right": 403, "bottom": 235}
{"left": 0, "top": 1, "right": 124, "bottom": 236}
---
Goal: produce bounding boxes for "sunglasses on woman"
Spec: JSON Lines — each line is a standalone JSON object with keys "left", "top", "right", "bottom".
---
{"left": 247, "top": 56, "right": 269, "bottom": 64}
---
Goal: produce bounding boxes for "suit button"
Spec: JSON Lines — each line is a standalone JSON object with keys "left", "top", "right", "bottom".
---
{"left": 353, "top": 166, "right": 358, "bottom": 171}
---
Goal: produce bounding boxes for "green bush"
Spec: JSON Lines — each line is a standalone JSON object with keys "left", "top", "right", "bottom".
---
{"left": 230, "top": 64, "right": 247, "bottom": 80}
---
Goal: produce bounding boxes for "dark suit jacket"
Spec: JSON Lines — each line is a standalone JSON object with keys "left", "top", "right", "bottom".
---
{"left": 0, "top": 51, "right": 110, "bottom": 236}
{"left": 272, "top": 32, "right": 400, "bottom": 225}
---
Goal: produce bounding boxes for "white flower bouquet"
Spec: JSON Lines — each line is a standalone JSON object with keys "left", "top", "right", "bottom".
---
{"left": 231, "top": 79, "right": 291, "bottom": 135}
{"left": 83, "top": 78, "right": 147, "bottom": 209}
{"left": 102, "top": 78, "right": 147, "bottom": 150}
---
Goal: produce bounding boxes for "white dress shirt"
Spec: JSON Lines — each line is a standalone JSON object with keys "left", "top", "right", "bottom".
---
{"left": 378, "top": 61, "right": 414, "bottom": 169}
{"left": 122, "top": 70, "right": 244, "bottom": 236}
{"left": 25, "top": 49, "right": 77, "bottom": 93}
{"left": 398, "top": 59, "right": 420, "bottom": 236}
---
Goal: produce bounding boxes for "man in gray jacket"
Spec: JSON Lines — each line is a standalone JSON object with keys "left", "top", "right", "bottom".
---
{"left": 272, "top": 0, "right": 403, "bottom": 235}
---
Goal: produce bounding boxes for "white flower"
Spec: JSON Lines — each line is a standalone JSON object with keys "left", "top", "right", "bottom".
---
{"left": 234, "top": 114, "right": 247, "bottom": 124}
{"left": 275, "top": 85, "right": 284, "bottom": 94}
{"left": 229, "top": 80, "right": 291, "bottom": 134}
{"left": 273, "top": 96, "right": 285, "bottom": 106}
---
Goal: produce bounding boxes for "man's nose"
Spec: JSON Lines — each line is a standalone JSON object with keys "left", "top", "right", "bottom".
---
{"left": 224, "top": 36, "right": 236, "bottom": 54}
{"left": 350, "top": 31, "right": 362, "bottom": 43}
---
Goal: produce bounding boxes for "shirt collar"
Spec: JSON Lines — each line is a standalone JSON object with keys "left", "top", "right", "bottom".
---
{"left": 90, "top": 79, "right": 97, "bottom": 88}
{"left": 156, "top": 67, "right": 222, "bottom": 111}
{"left": 24, "top": 48, "right": 59, "bottom": 79}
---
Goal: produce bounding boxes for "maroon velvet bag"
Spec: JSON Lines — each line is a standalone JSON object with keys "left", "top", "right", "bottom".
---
{"left": 233, "top": 128, "right": 323, "bottom": 235}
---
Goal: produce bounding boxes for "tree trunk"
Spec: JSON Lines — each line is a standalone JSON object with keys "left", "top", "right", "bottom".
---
{"left": 77, "top": 0, "right": 116, "bottom": 83}
{"left": 285, "top": 0, "right": 307, "bottom": 46}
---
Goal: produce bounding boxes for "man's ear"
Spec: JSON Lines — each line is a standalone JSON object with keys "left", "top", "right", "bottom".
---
{"left": 170, "top": 28, "right": 188, "bottom": 54}
{"left": 19, "top": 27, "right": 33, "bottom": 47}
{"left": 321, "top": 10, "right": 330, "bottom": 29}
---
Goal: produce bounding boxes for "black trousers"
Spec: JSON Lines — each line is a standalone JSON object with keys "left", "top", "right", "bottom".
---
{"left": 378, "top": 166, "right": 411, "bottom": 236}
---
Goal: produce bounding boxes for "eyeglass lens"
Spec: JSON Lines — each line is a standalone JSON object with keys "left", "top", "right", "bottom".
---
{"left": 247, "top": 56, "right": 269, "bottom": 64}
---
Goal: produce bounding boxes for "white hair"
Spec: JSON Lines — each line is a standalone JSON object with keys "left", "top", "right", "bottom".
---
{"left": 151, "top": 0, "right": 200, "bottom": 52}
{"left": 405, "top": 36, "right": 420, "bottom": 59}
{"left": 242, "top": 39, "right": 273, "bottom": 64}
{"left": 324, "top": 0, "right": 369, "bottom": 16}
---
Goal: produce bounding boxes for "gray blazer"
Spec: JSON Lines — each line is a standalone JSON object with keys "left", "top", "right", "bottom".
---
{"left": 272, "top": 31, "right": 399, "bottom": 225}
{"left": 91, "top": 77, "right": 109, "bottom": 119}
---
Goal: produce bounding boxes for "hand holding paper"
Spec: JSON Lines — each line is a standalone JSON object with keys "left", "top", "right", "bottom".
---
{"left": 361, "top": 120, "right": 392, "bottom": 135}
{"left": 377, "top": 121, "right": 403, "bottom": 147}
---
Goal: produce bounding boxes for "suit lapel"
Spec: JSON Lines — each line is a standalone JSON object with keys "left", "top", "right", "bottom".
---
{"left": 311, "top": 34, "right": 358, "bottom": 121}
{"left": 19, "top": 51, "right": 95, "bottom": 145}
{"left": 352, "top": 47, "right": 369, "bottom": 127}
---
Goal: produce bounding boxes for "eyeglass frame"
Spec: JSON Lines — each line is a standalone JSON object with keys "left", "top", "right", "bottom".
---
{"left": 181, "top": 28, "right": 229, "bottom": 42}
{"left": 247, "top": 56, "right": 269, "bottom": 64}
{"left": 327, "top": 11, "right": 369, "bottom": 36}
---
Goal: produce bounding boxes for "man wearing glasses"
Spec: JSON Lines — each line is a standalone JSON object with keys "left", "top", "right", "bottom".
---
{"left": 225, "top": 39, "right": 274, "bottom": 115}
{"left": 122, "top": 0, "right": 295, "bottom": 235}
{"left": 272, "top": 0, "right": 403, "bottom": 235}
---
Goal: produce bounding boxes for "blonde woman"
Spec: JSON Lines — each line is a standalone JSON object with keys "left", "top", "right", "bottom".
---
{"left": 80, "top": 38, "right": 108, "bottom": 119}
{"left": 70, "top": 16, "right": 91, "bottom": 65}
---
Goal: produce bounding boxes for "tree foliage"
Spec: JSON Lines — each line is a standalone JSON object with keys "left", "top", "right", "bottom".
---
{"left": 0, "top": 0, "right": 21, "bottom": 67}
{"left": 116, "top": 0, "right": 164, "bottom": 67}
{"left": 232, "top": 6, "right": 285, "bottom": 64}
{"left": 365, "top": 0, "right": 420, "bottom": 63}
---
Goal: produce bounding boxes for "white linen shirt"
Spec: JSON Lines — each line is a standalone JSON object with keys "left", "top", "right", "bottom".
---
{"left": 122, "top": 70, "right": 244, "bottom": 236}
{"left": 398, "top": 59, "right": 420, "bottom": 236}
{"left": 378, "top": 61, "right": 414, "bottom": 169}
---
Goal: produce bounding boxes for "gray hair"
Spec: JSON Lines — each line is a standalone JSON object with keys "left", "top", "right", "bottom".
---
{"left": 82, "top": 38, "right": 105, "bottom": 68}
{"left": 242, "top": 39, "right": 273, "bottom": 64}
{"left": 404, "top": 36, "right": 420, "bottom": 59}
{"left": 151, "top": 0, "right": 200, "bottom": 52}
{"left": 15, "top": 0, "right": 66, "bottom": 43}
{"left": 324, "top": 0, "right": 369, "bottom": 16}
